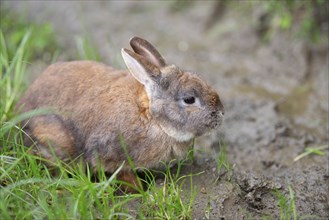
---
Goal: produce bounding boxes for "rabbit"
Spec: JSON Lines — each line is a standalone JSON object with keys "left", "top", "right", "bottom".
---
{"left": 16, "top": 37, "right": 224, "bottom": 190}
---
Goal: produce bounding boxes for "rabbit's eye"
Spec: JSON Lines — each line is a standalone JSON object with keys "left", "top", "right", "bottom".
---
{"left": 183, "top": 97, "right": 195, "bottom": 104}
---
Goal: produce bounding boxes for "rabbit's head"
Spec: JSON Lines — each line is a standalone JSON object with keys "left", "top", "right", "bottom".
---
{"left": 122, "top": 37, "right": 224, "bottom": 142}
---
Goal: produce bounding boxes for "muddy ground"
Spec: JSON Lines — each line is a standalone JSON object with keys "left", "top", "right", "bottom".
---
{"left": 3, "top": 1, "right": 329, "bottom": 219}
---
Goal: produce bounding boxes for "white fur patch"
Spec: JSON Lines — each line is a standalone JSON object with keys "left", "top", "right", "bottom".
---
{"left": 160, "top": 124, "right": 194, "bottom": 142}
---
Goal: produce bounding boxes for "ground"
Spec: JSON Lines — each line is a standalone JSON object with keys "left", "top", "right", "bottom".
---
{"left": 3, "top": 1, "right": 329, "bottom": 219}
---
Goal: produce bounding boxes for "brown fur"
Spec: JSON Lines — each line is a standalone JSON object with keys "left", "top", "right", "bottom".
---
{"left": 17, "top": 37, "right": 224, "bottom": 190}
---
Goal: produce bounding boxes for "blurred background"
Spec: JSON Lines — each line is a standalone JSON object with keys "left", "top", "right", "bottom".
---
{"left": 1, "top": 0, "right": 328, "bottom": 218}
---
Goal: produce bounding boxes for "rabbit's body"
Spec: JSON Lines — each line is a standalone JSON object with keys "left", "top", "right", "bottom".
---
{"left": 17, "top": 37, "right": 224, "bottom": 190}
{"left": 19, "top": 61, "right": 191, "bottom": 171}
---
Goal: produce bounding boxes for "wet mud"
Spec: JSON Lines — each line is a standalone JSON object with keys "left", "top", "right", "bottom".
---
{"left": 4, "top": 1, "right": 328, "bottom": 219}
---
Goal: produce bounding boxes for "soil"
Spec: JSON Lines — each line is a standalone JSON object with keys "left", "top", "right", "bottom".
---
{"left": 3, "top": 1, "right": 329, "bottom": 219}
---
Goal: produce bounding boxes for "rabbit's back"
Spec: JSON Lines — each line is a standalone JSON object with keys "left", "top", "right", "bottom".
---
{"left": 19, "top": 61, "right": 128, "bottom": 111}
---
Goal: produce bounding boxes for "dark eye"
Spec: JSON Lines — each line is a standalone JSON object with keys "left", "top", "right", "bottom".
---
{"left": 183, "top": 97, "right": 195, "bottom": 104}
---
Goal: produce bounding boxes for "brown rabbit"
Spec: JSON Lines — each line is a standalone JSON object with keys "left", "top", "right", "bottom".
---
{"left": 17, "top": 37, "right": 224, "bottom": 190}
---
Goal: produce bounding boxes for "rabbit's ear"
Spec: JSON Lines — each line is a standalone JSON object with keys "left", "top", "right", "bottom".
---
{"left": 130, "top": 37, "right": 166, "bottom": 68}
{"left": 121, "top": 48, "right": 161, "bottom": 87}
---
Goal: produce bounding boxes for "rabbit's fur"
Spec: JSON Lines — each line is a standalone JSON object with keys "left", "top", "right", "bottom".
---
{"left": 17, "top": 37, "right": 224, "bottom": 189}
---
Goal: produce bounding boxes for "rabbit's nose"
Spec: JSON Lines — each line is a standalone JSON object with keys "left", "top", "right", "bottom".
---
{"left": 211, "top": 111, "right": 222, "bottom": 118}
{"left": 211, "top": 111, "right": 216, "bottom": 117}
{"left": 212, "top": 110, "right": 224, "bottom": 118}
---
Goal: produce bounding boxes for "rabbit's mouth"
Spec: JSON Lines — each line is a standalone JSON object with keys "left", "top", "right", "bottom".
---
{"left": 214, "top": 113, "right": 224, "bottom": 128}
{"left": 197, "top": 112, "right": 224, "bottom": 136}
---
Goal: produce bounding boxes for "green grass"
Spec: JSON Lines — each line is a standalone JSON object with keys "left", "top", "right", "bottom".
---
{"left": 293, "top": 145, "right": 329, "bottom": 162}
{"left": 0, "top": 30, "right": 198, "bottom": 219}
{"left": 1, "top": 133, "right": 197, "bottom": 219}
{"left": 75, "top": 35, "right": 101, "bottom": 61}
{"left": 258, "top": 0, "right": 328, "bottom": 42}
{"left": 273, "top": 185, "right": 297, "bottom": 220}
{"left": 215, "top": 141, "right": 231, "bottom": 181}
{"left": 139, "top": 162, "right": 198, "bottom": 219}
{"left": 1, "top": 7, "right": 57, "bottom": 62}
{"left": 0, "top": 30, "right": 30, "bottom": 123}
